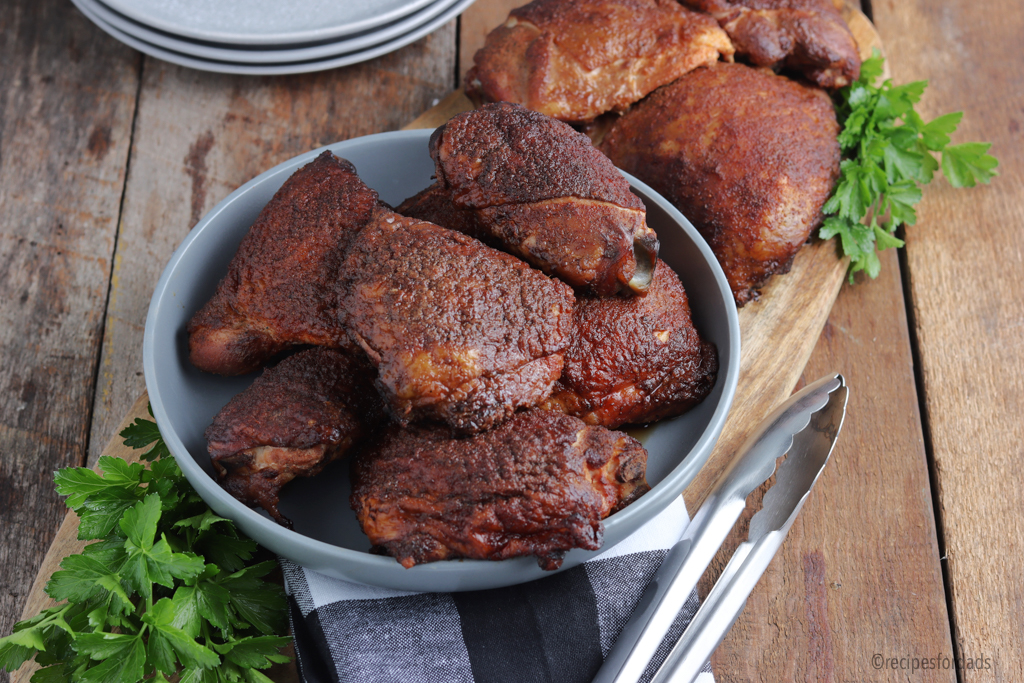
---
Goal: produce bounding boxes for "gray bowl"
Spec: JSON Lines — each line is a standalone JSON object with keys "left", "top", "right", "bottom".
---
{"left": 143, "top": 129, "right": 740, "bottom": 592}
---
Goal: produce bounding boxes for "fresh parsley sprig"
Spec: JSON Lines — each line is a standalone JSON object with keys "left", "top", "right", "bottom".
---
{"left": 821, "top": 51, "right": 998, "bottom": 281}
{"left": 0, "top": 407, "right": 291, "bottom": 683}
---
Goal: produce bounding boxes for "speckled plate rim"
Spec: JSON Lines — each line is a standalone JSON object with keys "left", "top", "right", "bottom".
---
{"left": 143, "top": 128, "right": 740, "bottom": 592}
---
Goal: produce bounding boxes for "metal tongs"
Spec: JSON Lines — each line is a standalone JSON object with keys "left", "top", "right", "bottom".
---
{"left": 593, "top": 373, "right": 849, "bottom": 683}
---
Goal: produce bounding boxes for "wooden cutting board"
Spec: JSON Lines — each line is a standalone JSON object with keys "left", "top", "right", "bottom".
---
{"left": 13, "top": 6, "right": 882, "bottom": 682}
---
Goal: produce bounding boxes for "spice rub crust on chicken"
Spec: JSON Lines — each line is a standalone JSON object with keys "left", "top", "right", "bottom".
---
{"left": 400, "top": 103, "right": 659, "bottom": 297}
{"left": 543, "top": 260, "right": 717, "bottom": 428}
{"left": 188, "top": 152, "right": 380, "bottom": 376}
{"left": 207, "top": 348, "right": 385, "bottom": 524}
{"left": 465, "top": 0, "right": 735, "bottom": 123}
{"left": 341, "top": 210, "right": 575, "bottom": 434}
{"left": 601, "top": 63, "right": 840, "bottom": 305}
{"left": 680, "top": 0, "right": 860, "bottom": 88}
{"left": 351, "top": 410, "right": 650, "bottom": 570}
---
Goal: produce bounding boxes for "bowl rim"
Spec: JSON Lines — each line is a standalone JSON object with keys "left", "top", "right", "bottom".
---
{"left": 143, "top": 128, "right": 740, "bottom": 587}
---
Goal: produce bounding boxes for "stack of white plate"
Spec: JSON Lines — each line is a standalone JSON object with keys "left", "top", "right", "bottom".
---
{"left": 71, "top": 0, "right": 477, "bottom": 75}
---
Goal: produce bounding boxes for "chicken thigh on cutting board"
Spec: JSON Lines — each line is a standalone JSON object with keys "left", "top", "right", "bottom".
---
{"left": 680, "top": 0, "right": 860, "bottom": 88}
{"left": 464, "top": 0, "right": 734, "bottom": 122}
{"left": 601, "top": 63, "right": 840, "bottom": 305}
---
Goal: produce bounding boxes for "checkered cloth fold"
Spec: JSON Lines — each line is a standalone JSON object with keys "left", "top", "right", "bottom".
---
{"left": 281, "top": 497, "right": 714, "bottom": 683}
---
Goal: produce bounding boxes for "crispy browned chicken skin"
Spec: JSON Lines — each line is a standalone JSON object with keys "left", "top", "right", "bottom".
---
{"left": 341, "top": 210, "right": 574, "bottom": 434}
{"left": 543, "top": 260, "right": 717, "bottom": 427}
{"left": 188, "top": 151, "right": 379, "bottom": 375}
{"left": 394, "top": 183, "right": 490, "bottom": 242}
{"left": 680, "top": 0, "right": 860, "bottom": 88}
{"left": 601, "top": 64, "right": 840, "bottom": 305}
{"left": 399, "top": 103, "right": 659, "bottom": 297}
{"left": 464, "top": 0, "right": 734, "bottom": 122}
{"left": 351, "top": 410, "right": 649, "bottom": 570}
{"left": 207, "top": 348, "right": 385, "bottom": 524}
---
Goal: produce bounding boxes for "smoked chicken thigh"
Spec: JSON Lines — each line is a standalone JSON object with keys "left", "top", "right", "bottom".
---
{"left": 399, "top": 103, "right": 659, "bottom": 297}
{"left": 464, "top": 0, "right": 734, "bottom": 122}
{"left": 188, "top": 152, "right": 380, "bottom": 375}
{"left": 600, "top": 63, "right": 840, "bottom": 305}
{"left": 680, "top": 0, "right": 860, "bottom": 88}
{"left": 350, "top": 410, "right": 649, "bottom": 570}
{"left": 341, "top": 210, "right": 574, "bottom": 434}
{"left": 543, "top": 260, "right": 717, "bottom": 428}
{"left": 207, "top": 348, "right": 385, "bottom": 524}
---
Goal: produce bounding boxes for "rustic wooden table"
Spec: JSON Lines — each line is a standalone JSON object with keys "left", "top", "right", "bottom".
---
{"left": 2, "top": 0, "right": 1020, "bottom": 681}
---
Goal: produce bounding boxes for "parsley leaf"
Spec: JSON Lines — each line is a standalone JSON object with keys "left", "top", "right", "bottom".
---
{"left": 942, "top": 142, "right": 999, "bottom": 187}
{"left": 143, "top": 599, "right": 220, "bottom": 671}
{"left": 220, "top": 562, "right": 289, "bottom": 636}
{"left": 0, "top": 408, "right": 292, "bottom": 681}
{"left": 78, "top": 635, "right": 147, "bottom": 683}
{"left": 54, "top": 458, "right": 145, "bottom": 511}
{"left": 0, "top": 627, "right": 47, "bottom": 671}
{"left": 174, "top": 509, "right": 232, "bottom": 532}
{"left": 921, "top": 111, "right": 962, "bottom": 150}
{"left": 119, "top": 410, "right": 171, "bottom": 461}
{"left": 822, "top": 51, "right": 998, "bottom": 281}
{"left": 47, "top": 554, "right": 131, "bottom": 608}
{"left": 213, "top": 636, "right": 293, "bottom": 669}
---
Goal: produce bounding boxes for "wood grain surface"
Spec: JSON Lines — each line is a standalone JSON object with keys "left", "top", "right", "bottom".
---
{"left": 873, "top": 0, "right": 1024, "bottom": 679}
{"left": 4, "top": 1, "right": 1015, "bottom": 682}
{"left": 709, "top": 250, "right": 955, "bottom": 681}
{"left": 0, "top": 0, "right": 141, "bottom": 667}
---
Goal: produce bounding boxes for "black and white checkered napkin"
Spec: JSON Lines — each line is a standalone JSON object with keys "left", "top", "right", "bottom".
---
{"left": 280, "top": 497, "right": 714, "bottom": 683}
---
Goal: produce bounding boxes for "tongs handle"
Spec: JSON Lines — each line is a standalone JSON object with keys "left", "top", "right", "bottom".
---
{"left": 590, "top": 495, "right": 747, "bottom": 683}
{"left": 591, "top": 375, "right": 843, "bottom": 683}
{"left": 649, "top": 530, "right": 787, "bottom": 683}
